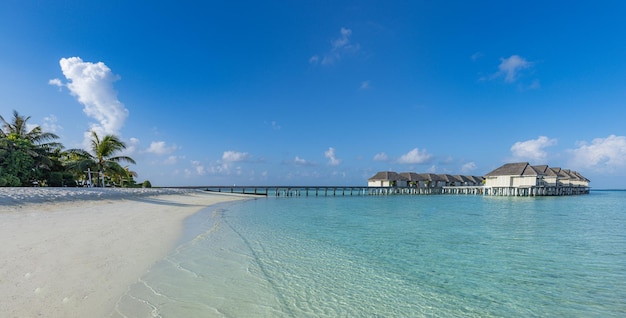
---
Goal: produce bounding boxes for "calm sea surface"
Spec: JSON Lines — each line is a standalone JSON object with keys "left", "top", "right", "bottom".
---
{"left": 113, "top": 191, "right": 626, "bottom": 317}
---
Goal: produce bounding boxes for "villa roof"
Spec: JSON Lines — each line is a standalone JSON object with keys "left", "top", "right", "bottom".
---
{"left": 368, "top": 171, "right": 408, "bottom": 182}
{"left": 532, "top": 165, "right": 549, "bottom": 174}
{"left": 452, "top": 175, "right": 465, "bottom": 182}
{"left": 419, "top": 173, "right": 444, "bottom": 182}
{"left": 399, "top": 172, "right": 426, "bottom": 182}
{"left": 573, "top": 171, "right": 590, "bottom": 182}
{"left": 439, "top": 174, "right": 452, "bottom": 182}
{"left": 484, "top": 162, "right": 530, "bottom": 177}
{"left": 440, "top": 174, "right": 464, "bottom": 183}
{"left": 484, "top": 162, "right": 550, "bottom": 177}
{"left": 545, "top": 167, "right": 559, "bottom": 177}
{"left": 556, "top": 169, "right": 570, "bottom": 179}
{"left": 464, "top": 176, "right": 480, "bottom": 184}
{"left": 456, "top": 175, "right": 474, "bottom": 183}
{"left": 524, "top": 165, "right": 545, "bottom": 176}
{"left": 563, "top": 169, "right": 581, "bottom": 180}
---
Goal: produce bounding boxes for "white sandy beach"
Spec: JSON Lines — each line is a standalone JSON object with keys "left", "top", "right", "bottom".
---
{"left": 0, "top": 187, "right": 249, "bottom": 318}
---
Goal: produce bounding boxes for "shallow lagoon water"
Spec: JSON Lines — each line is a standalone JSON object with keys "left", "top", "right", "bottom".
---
{"left": 114, "top": 191, "right": 626, "bottom": 317}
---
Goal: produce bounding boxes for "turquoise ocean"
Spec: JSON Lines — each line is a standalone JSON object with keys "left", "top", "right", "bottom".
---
{"left": 113, "top": 191, "right": 626, "bottom": 317}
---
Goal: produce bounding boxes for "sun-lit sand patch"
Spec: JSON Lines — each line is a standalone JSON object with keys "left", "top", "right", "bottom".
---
{"left": 0, "top": 187, "right": 249, "bottom": 317}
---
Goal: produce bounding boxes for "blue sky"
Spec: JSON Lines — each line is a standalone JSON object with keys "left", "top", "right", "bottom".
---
{"left": 1, "top": 1, "right": 625, "bottom": 188}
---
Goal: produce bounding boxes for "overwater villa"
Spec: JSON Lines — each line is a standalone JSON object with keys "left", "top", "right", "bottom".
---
{"left": 483, "top": 162, "right": 590, "bottom": 196}
{"left": 368, "top": 162, "right": 590, "bottom": 196}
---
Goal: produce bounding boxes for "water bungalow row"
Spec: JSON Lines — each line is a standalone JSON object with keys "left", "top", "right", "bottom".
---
{"left": 368, "top": 162, "right": 590, "bottom": 196}
{"left": 195, "top": 163, "right": 589, "bottom": 197}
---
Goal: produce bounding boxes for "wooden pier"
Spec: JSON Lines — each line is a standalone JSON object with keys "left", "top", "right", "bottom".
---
{"left": 198, "top": 186, "right": 374, "bottom": 197}
{"left": 172, "top": 185, "right": 589, "bottom": 197}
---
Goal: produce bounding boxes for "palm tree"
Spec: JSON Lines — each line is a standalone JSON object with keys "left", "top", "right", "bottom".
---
{"left": 1, "top": 110, "right": 62, "bottom": 185}
{"left": 0, "top": 110, "right": 61, "bottom": 167}
{"left": 118, "top": 166, "right": 138, "bottom": 187}
{"left": 0, "top": 110, "right": 60, "bottom": 146}
{"left": 66, "top": 131, "right": 136, "bottom": 187}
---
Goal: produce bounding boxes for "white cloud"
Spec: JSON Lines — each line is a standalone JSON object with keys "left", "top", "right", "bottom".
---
{"left": 510, "top": 136, "right": 557, "bottom": 161}
{"left": 196, "top": 166, "right": 206, "bottom": 175}
{"left": 333, "top": 27, "right": 352, "bottom": 50}
{"left": 196, "top": 152, "right": 251, "bottom": 177}
{"left": 145, "top": 141, "right": 177, "bottom": 155}
{"left": 569, "top": 135, "right": 626, "bottom": 172}
{"left": 325, "top": 147, "right": 341, "bottom": 166}
{"left": 48, "top": 78, "right": 63, "bottom": 91}
{"left": 309, "top": 55, "right": 320, "bottom": 64}
{"left": 125, "top": 137, "right": 140, "bottom": 155}
{"left": 163, "top": 155, "right": 184, "bottom": 165}
{"left": 41, "top": 115, "right": 62, "bottom": 133}
{"left": 373, "top": 152, "right": 388, "bottom": 161}
{"left": 222, "top": 150, "right": 249, "bottom": 162}
{"left": 294, "top": 156, "right": 310, "bottom": 166}
{"left": 191, "top": 160, "right": 206, "bottom": 175}
{"left": 208, "top": 163, "right": 231, "bottom": 174}
{"left": 311, "top": 27, "right": 360, "bottom": 66}
{"left": 397, "top": 148, "right": 433, "bottom": 164}
{"left": 53, "top": 57, "right": 129, "bottom": 143}
{"left": 494, "top": 55, "right": 532, "bottom": 83}
{"left": 360, "top": 80, "right": 370, "bottom": 90}
{"left": 461, "top": 162, "right": 477, "bottom": 173}
{"left": 471, "top": 52, "right": 484, "bottom": 61}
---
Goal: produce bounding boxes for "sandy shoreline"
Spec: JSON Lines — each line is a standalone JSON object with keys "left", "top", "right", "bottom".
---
{"left": 0, "top": 188, "right": 250, "bottom": 317}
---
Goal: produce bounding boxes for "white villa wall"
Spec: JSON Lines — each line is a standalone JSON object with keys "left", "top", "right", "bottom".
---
{"left": 511, "top": 176, "right": 539, "bottom": 187}
{"left": 368, "top": 180, "right": 382, "bottom": 187}
{"left": 484, "top": 176, "right": 511, "bottom": 187}
{"left": 368, "top": 180, "right": 408, "bottom": 187}
{"left": 544, "top": 176, "right": 557, "bottom": 186}
{"left": 485, "top": 176, "right": 539, "bottom": 187}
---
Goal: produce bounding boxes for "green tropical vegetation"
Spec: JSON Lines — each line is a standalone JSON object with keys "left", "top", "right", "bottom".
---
{"left": 0, "top": 110, "right": 148, "bottom": 187}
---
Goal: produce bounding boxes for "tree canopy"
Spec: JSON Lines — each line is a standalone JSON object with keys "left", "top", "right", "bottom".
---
{"left": 66, "top": 131, "right": 137, "bottom": 187}
{"left": 1, "top": 110, "right": 143, "bottom": 187}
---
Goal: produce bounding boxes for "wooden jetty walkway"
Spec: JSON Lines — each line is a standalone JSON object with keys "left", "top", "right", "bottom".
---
{"left": 171, "top": 185, "right": 589, "bottom": 197}
{"left": 175, "top": 186, "right": 377, "bottom": 197}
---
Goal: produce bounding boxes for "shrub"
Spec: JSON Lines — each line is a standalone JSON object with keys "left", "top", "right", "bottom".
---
{"left": 62, "top": 173, "right": 77, "bottom": 187}
{"left": 0, "top": 174, "right": 21, "bottom": 187}
{"left": 48, "top": 172, "right": 63, "bottom": 187}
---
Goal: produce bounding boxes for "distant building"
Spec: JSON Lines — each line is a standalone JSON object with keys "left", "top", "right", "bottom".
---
{"left": 483, "top": 162, "right": 589, "bottom": 196}
{"left": 367, "top": 162, "right": 589, "bottom": 196}
{"left": 483, "top": 162, "right": 542, "bottom": 188}
{"left": 367, "top": 171, "right": 408, "bottom": 187}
